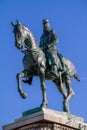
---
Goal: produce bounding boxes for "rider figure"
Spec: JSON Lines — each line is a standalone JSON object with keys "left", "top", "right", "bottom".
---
{"left": 39, "top": 19, "right": 64, "bottom": 77}
{"left": 23, "top": 19, "right": 65, "bottom": 84}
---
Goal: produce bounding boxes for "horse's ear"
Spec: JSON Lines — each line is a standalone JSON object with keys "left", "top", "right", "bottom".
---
{"left": 16, "top": 19, "right": 21, "bottom": 25}
{"left": 11, "top": 21, "right": 15, "bottom": 26}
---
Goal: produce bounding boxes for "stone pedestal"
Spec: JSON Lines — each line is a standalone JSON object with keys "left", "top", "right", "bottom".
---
{"left": 3, "top": 107, "right": 87, "bottom": 130}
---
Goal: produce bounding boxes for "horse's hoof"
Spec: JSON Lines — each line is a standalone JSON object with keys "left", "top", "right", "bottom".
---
{"left": 63, "top": 107, "right": 70, "bottom": 113}
{"left": 21, "top": 92, "right": 27, "bottom": 99}
{"left": 19, "top": 90, "right": 27, "bottom": 99}
{"left": 40, "top": 101, "right": 48, "bottom": 108}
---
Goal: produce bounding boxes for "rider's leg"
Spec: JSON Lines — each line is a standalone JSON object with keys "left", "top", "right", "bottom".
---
{"left": 51, "top": 64, "right": 58, "bottom": 76}
{"left": 57, "top": 52, "right": 66, "bottom": 72}
{"left": 49, "top": 54, "right": 59, "bottom": 77}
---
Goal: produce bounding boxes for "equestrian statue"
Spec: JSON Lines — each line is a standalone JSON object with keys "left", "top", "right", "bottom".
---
{"left": 11, "top": 20, "right": 80, "bottom": 113}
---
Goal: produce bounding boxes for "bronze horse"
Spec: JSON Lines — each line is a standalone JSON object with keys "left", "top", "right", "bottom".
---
{"left": 11, "top": 20, "right": 80, "bottom": 113}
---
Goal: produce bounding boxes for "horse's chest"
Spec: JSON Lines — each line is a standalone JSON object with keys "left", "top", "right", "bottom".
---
{"left": 23, "top": 54, "right": 38, "bottom": 68}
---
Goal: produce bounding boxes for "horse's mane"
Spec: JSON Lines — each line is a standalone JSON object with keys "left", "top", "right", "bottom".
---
{"left": 23, "top": 26, "right": 29, "bottom": 32}
{"left": 22, "top": 25, "right": 38, "bottom": 47}
{"left": 22, "top": 25, "right": 32, "bottom": 35}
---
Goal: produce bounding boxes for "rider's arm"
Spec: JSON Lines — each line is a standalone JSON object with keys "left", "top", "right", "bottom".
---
{"left": 46, "top": 30, "right": 59, "bottom": 49}
{"left": 51, "top": 30, "right": 59, "bottom": 44}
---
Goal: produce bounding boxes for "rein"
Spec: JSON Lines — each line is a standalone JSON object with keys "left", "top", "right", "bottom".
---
{"left": 26, "top": 48, "right": 39, "bottom": 55}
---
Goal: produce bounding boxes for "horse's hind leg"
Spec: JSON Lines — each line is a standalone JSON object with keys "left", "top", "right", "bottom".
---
{"left": 40, "top": 73, "right": 48, "bottom": 107}
{"left": 53, "top": 79, "right": 68, "bottom": 112}
{"left": 53, "top": 80, "right": 67, "bottom": 99}
{"left": 16, "top": 71, "right": 27, "bottom": 99}
{"left": 66, "top": 79, "right": 75, "bottom": 99}
{"left": 64, "top": 79, "right": 75, "bottom": 113}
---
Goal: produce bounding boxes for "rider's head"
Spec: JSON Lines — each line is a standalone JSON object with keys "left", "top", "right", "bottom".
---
{"left": 43, "top": 19, "right": 50, "bottom": 32}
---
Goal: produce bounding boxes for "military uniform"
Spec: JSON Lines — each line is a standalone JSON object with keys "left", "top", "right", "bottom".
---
{"left": 40, "top": 29, "right": 58, "bottom": 65}
{"left": 39, "top": 19, "right": 61, "bottom": 77}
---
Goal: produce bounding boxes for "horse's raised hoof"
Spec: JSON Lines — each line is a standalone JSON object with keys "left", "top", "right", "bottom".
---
{"left": 21, "top": 91, "right": 27, "bottom": 99}
{"left": 18, "top": 89, "right": 27, "bottom": 99}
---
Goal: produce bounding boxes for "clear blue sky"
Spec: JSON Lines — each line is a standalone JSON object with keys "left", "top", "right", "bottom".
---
{"left": 1, "top": 0, "right": 87, "bottom": 129}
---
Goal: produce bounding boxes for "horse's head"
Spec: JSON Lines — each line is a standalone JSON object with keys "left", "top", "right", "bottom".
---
{"left": 11, "top": 20, "right": 28, "bottom": 50}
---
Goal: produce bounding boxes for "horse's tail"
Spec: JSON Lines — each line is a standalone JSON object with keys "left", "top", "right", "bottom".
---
{"left": 74, "top": 72, "right": 80, "bottom": 81}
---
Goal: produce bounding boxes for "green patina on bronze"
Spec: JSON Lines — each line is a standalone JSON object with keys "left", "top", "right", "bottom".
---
{"left": 22, "top": 107, "right": 43, "bottom": 117}
{"left": 11, "top": 20, "right": 80, "bottom": 113}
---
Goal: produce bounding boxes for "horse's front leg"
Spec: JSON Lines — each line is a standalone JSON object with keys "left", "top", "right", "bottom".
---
{"left": 40, "top": 74, "right": 48, "bottom": 107}
{"left": 16, "top": 72, "right": 27, "bottom": 99}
